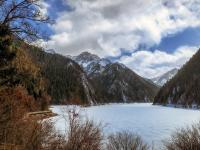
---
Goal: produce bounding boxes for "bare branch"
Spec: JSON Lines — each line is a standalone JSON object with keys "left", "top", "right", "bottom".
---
{"left": 0, "top": 0, "right": 52, "bottom": 41}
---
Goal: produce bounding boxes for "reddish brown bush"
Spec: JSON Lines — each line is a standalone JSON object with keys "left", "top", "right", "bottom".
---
{"left": 0, "top": 86, "right": 36, "bottom": 122}
{"left": 0, "top": 85, "right": 62, "bottom": 149}
{"left": 0, "top": 86, "right": 33, "bottom": 143}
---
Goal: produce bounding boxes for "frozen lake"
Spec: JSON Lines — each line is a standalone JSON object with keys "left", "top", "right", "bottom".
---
{"left": 51, "top": 103, "right": 200, "bottom": 149}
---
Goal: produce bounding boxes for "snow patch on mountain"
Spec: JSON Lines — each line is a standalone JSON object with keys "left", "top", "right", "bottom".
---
{"left": 73, "top": 52, "right": 111, "bottom": 75}
{"left": 45, "top": 49, "right": 56, "bottom": 54}
{"left": 151, "top": 68, "right": 178, "bottom": 86}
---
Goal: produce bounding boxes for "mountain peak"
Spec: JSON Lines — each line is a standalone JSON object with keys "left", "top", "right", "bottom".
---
{"left": 75, "top": 51, "right": 100, "bottom": 62}
{"left": 73, "top": 51, "right": 111, "bottom": 75}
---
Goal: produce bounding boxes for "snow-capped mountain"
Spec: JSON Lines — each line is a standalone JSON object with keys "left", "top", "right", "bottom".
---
{"left": 73, "top": 52, "right": 100, "bottom": 66}
{"left": 151, "top": 68, "right": 178, "bottom": 86}
{"left": 73, "top": 52, "right": 159, "bottom": 103}
{"left": 73, "top": 52, "right": 111, "bottom": 75}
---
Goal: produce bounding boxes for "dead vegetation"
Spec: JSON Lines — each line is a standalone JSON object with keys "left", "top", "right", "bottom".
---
{"left": 0, "top": 86, "right": 61, "bottom": 150}
{"left": 106, "top": 131, "right": 149, "bottom": 150}
{"left": 60, "top": 108, "right": 104, "bottom": 150}
{"left": 164, "top": 122, "right": 200, "bottom": 150}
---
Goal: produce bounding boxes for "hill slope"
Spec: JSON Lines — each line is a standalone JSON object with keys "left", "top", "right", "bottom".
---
{"left": 91, "top": 63, "right": 159, "bottom": 103}
{"left": 154, "top": 49, "right": 200, "bottom": 106}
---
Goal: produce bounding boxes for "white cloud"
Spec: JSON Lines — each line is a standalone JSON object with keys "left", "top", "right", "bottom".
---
{"left": 120, "top": 46, "right": 199, "bottom": 78}
{"left": 39, "top": 0, "right": 200, "bottom": 78}
{"left": 43, "top": 0, "right": 200, "bottom": 57}
{"left": 38, "top": 1, "right": 50, "bottom": 16}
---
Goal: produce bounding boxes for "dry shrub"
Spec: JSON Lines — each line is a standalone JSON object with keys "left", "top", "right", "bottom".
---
{"left": 0, "top": 86, "right": 36, "bottom": 131}
{"left": 164, "top": 122, "right": 200, "bottom": 150}
{"left": 6, "top": 120, "right": 62, "bottom": 150}
{"left": 106, "top": 131, "right": 149, "bottom": 150}
{"left": 62, "top": 108, "right": 104, "bottom": 150}
{"left": 0, "top": 86, "right": 61, "bottom": 150}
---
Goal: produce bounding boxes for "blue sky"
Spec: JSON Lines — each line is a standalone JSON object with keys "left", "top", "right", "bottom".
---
{"left": 41, "top": 0, "right": 200, "bottom": 78}
{"left": 155, "top": 27, "right": 200, "bottom": 52}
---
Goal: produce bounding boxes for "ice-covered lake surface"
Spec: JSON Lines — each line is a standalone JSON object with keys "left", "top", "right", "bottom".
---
{"left": 51, "top": 103, "right": 200, "bottom": 149}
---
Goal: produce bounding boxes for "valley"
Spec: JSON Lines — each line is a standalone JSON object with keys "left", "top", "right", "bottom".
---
{"left": 1, "top": 0, "right": 200, "bottom": 149}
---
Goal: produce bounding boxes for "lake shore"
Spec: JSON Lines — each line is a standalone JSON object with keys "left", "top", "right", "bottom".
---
{"left": 153, "top": 103, "right": 200, "bottom": 110}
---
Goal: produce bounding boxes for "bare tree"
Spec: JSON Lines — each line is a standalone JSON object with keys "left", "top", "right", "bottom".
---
{"left": 0, "top": 0, "right": 51, "bottom": 41}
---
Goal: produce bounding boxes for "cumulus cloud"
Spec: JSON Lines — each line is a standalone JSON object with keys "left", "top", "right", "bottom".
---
{"left": 120, "top": 46, "right": 199, "bottom": 78}
{"left": 43, "top": 0, "right": 200, "bottom": 57}
{"left": 39, "top": 0, "right": 200, "bottom": 78}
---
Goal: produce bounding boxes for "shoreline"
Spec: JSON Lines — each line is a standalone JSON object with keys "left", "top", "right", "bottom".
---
{"left": 51, "top": 102, "right": 153, "bottom": 108}
{"left": 153, "top": 103, "right": 200, "bottom": 110}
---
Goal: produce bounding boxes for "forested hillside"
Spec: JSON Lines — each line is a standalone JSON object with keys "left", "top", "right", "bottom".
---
{"left": 90, "top": 63, "right": 159, "bottom": 103}
{"left": 28, "top": 48, "right": 96, "bottom": 105}
{"left": 0, "top": 29, "right": 50, "bottom": 112}
{"left": 154, "top": 49, "right": 200, "bottom": 106}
